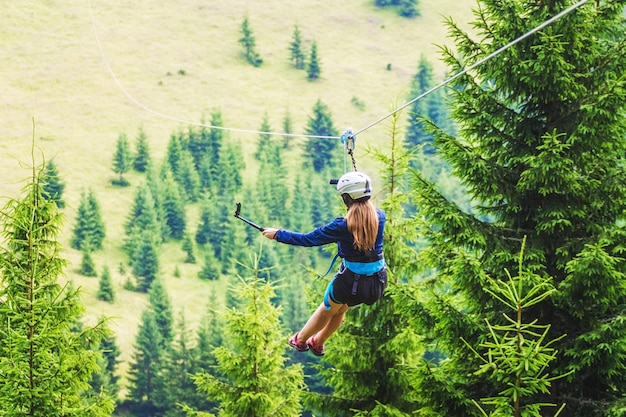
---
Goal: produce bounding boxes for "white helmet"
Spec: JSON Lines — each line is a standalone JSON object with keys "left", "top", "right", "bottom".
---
{"left": 336, "top": 171, "right": 372, "bottom": 200}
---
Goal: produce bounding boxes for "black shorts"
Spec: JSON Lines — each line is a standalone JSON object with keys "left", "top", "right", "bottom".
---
{"left": 324, "top": 264, "right": 388, "bottom": 308}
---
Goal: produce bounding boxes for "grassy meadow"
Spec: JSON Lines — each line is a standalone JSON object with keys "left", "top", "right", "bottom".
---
{"left": 1, "top": 0, "right": 476, "bottom": 392}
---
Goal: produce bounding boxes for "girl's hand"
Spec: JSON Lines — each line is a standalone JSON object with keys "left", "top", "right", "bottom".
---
{"left": 262, "top": 228, "right": 278, "bottom": 240}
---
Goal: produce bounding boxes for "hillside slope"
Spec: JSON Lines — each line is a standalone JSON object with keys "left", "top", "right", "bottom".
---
{"left": 1, "top": 0, "right": 475, "bottom": 388}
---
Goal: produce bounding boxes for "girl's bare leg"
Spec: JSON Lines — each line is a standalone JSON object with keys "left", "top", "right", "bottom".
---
{"left": 296, "top": 299, "right": 348, "bottom": 343}
{"left": 314, "top": 304, "right": 348, "bottom": 345}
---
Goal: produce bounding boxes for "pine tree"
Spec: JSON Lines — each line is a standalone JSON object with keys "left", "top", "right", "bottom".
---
{"left": 134, "top": 126, "right": 151, "bottom": 172}
{"left": 194, "top": 294, "right": 224, "bottom": 372}
{"left": 79, "top": 242, "right": 98, "bottom": 277}
{"left": 190, "top": 257, "right": 304, "bottom": 416}
{"left": 198, "top": 112, "right": 225, "bottom": 192}
{"left": 185, "top": 122, "right": 211, "bottom": 178}
{"left": 216, "top": 140, "right": 245, "bottom": 196}
{"left": 124, "top": 184, "right": 162, "bottom": 250}
{"left": 162, "top": 171, "right": 187, "bottom": 239}
{"left": 42, "top": 159, "right": 65, "bottom": 208}
{"left": 190, "top": 295, "right": 224, "bottom": 414}
{"left": 147, "top": 166, "right": 171, "bottom": 242}
{"left": 88, "top": 319, "right": 121, "bottom": 404}
{"left": 239, "top": 14, "right": 263, "bottom": 67}
{"left": 126, "top": 309, "right": 165, "bottom": 416}
{"left": 160, "top": 313, "right": 209, "bottom": 417}
{"left": 182, "top": 233, "right": 196, "bottom": 263}
{"left": 97, "top": 264, "right": 116, "bottom": 302}
{"left": 408, "top": 1, "right": 626, "bottom": 416}
{"left": 131, "top": 231, "right": 160, "bottom": 293}
{"left": 406, "top": 55, "right": 454, "bottom": 155}
{"left": 289, "top": 24, "right": 306, "bottom": 69}
{"left": 198, "top": 251, "right": 220, "bottom": 281}
{"left": 166, "top": 132, "right": 184, "bottom": 176}
{"left": 195, "top": 195, "right": 219, "bottom": 247}
{"left": 147, "top": 277, "right": 174, "bottom": 346}
{"left": 0, "top": 161, "right": 114, "bottom": 415}
{"left": 255, "top": 114, "right": 273, "bottom": 161}
{"left": 307, "top": 40, "right": 321, "bottom": 80}
{"left": 398, "top": 0, "right": 419, "bottom": 18}
{"left": 70, "top": 188, "right": 106, "bottom": 251}
{"left": 304, "top": 99, "right": 339, "bottom": 172}
{"left": 112, "top": 132, "right": 132, "bottom": 186}
{"left": 174, "top": 149, "right": 202, "bottom": 203}
{"left": 282, "top": 108, "right": 294, "bottom": 148}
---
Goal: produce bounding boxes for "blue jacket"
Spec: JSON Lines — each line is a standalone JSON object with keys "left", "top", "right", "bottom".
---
{"left": 275, "top": 209, "right": 385, "bottom": 262}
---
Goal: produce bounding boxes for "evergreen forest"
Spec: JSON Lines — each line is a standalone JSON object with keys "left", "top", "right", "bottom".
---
{"left": 2, "top": 1, "right": 626, "bottom": 417}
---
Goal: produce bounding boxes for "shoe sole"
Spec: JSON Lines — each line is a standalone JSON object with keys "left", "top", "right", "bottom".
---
{"left": 288, "top": 340, "right": 308, "bottom": 352}
{"left": 306, "top": 340, "right": 324, "bottom": 356}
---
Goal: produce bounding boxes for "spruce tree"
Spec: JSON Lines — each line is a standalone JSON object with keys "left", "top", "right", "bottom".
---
{"left": 408, "top": 1, "right": 626, "bottom": 416}
{"left": 87, "top": 319, "right": 121, "bottom": 404}
{"left": 162, "top": 171, "right": 187, "bottom": 239}
{"left": 190, "top": 258, "right": 304, "bottom": 416}
{"left": 147, "top": 277, "right": 174, "bottom": 346}
{"left": 406, "top": 54, "right": 454, "bottom": 155}
{"left": 191, "top": 295, "right": 224, "bottom": 414}
{"left": 304, "top": 99, "right": 339, "bottom": 172}
{"left": 289, "top": 24, "right": 306, "bottom": 69}
{"left": 182, "top": 233, "right": 196, "bottom": 263}
{"left": 97, "top": 264, "right": 116, "bottom": 302}
{"left": 198, "top": 109, "right": 224, "bottom": 190}
{"left": 398, "top": 0, "right": 419, "bottom": 18}
{"left": 134, "top": 126, "right": 151, "bottom": 172}
{"left": 0, "top": 161, "right": 113, "bottom": 415}
{"left": 198, "top": 251, "right": 220, "bottom": 281}
{"left": 131, "top": 231, "right": 160, "bottom": 293}
{"left": 160, "top": 313, "right": 209, "bottom": 417}
{"left": 282, "top": 108, "right": 294, "bottom": 148}
{"left": 195, "top": 196, "right": 219, "bottom": 246}
{"left": 79, "top": 242, "right": 98, "bottom": 277}
{"left": 307, "top": 40, "right": 321, "bottom": 80}
{"left": 239, "top": 14, "right": 263, "bottom": 67}
{"left": 166, "top": 132, "right": 184, "bottom": 176}
{"left": 175, "top": 150, "right": 202, "bottom": 203}
{"left": 126, "top": 309, "right": 165, "bottom": 416}
{"left": 216, "top": 140, "right": 245, "bottom": 195}
{"left": 42, "top": 159, "right": 65, "bottom": 208}
{"left": 254, "top": 114, "right": 273, "bottom": 161}
{"left": 112, "top": 132, "right": 132, "bottom": 186}
{"left": 124, "top": 184, "right": 162, "bottom": 250}
{"left": 71, "top": 188, "right": 106, "bottom": 251}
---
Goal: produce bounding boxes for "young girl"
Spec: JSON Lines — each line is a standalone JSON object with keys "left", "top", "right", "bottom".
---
{"left": 262, "top": 171, "right": 387, "bottom": 356}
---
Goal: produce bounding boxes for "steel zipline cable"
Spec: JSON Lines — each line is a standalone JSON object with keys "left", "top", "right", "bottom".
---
{"left": 352, "top": 0, "right": 590, "bottom": 137}
{"left": 88, "top": 0, "right": 589, "bottom": 141}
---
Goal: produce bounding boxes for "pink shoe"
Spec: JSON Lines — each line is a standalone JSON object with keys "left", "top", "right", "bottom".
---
{"left": 306, "top": 336, "right": 325, "bottom": 356}
{"left": 288, "top": 333, "right": 308, "bottom": 352}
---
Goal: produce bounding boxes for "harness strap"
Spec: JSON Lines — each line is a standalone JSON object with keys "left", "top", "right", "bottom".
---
{"left": 317, "top": 253, "right": 340, "bottom": 279}
{"left": 351, "top": 274, "right": 361, "bottom": 295}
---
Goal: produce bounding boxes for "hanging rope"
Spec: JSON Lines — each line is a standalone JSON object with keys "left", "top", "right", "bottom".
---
{"left": 87, "top": 0, "right": 339, "bottom": 141}
{"left": 88, "top": 0, "right": 590, "bottom": 144}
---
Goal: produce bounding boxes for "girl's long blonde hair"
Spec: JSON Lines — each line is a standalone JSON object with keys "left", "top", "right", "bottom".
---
{"left": 345, "top": 199, "right": 379, "bottom": 252}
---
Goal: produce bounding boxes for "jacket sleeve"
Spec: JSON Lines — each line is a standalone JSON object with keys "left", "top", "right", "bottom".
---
{"left": 275, "top": 218, "right": 347, "bottom": 247}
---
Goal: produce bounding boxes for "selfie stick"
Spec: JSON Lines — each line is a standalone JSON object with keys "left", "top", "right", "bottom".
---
{"left": 234, "top": 202, "right": 265, "bottom": 232}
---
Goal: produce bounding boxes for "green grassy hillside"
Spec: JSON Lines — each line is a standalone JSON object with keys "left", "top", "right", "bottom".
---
{"left": 1, "top": 0, "right": 475, "bottom": 393}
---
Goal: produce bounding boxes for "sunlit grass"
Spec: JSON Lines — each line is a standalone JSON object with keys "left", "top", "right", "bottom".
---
{"left": 1, "top": 0, "right": 476, "bottom": 395}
